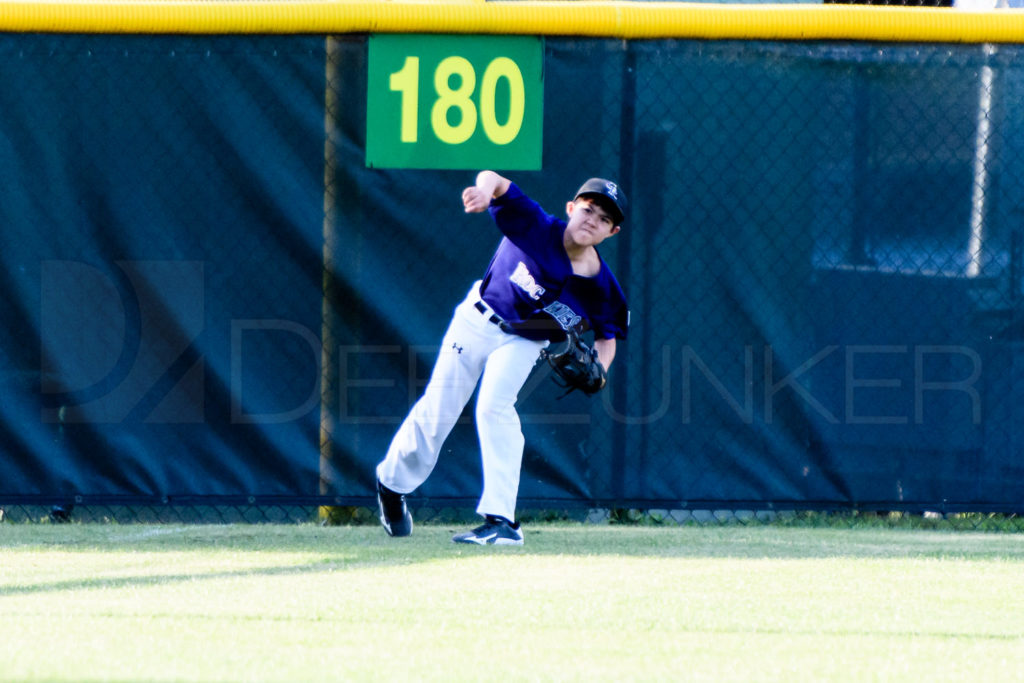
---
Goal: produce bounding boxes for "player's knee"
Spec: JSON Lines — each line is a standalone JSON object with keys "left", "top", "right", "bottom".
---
{"left": 475, "top": 396, "right": 516, "bottom": 424}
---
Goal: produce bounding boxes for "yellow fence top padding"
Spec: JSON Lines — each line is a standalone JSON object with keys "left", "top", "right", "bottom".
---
{"left": 1, "top": 0, "right": 1023, "bottom": 42}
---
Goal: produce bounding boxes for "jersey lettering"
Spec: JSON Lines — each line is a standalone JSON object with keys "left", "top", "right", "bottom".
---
{"left": 542, "top": 301, "right": 582, "bottom": 332}
{"left": 509, "top": 261, "right": 546, "bottom": 300}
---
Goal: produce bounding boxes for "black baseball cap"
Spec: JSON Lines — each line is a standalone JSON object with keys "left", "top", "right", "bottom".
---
{"left": 575, "top": 178, "right": 627, "bottom": 225}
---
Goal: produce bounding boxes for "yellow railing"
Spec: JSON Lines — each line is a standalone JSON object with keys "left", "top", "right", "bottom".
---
{"left": 0, "top": 1, "right": 1022, "bottom": 42}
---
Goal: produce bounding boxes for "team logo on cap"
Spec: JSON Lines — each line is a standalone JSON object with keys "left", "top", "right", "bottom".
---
{"left": 605, "top": 181, "right": 619, "bottom": 199}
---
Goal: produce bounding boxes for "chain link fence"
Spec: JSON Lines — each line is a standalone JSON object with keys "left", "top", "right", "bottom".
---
{"left": 319, "top": 37, "right": 1024, "bottom": 529}
{"left": 3, "top": 31, "right": 1024, "bottom": 529}
{"left": 3, "top": 502, "right": 1022, "bottom": 532}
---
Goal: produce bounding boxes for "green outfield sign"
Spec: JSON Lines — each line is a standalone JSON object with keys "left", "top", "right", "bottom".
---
{"left": 366, "top": 34, "right": 543, "bottom": 170}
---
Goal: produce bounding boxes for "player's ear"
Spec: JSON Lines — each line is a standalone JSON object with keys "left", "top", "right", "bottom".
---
{"left": 566, "top": 200, "right": 577, "bottom": 217}
{"left": 610, "top": 225, "right": 621, "bottom": 236}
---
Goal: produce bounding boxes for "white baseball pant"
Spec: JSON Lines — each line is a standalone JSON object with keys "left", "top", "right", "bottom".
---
{"left": 376, "top": 281, "right": 548, "bottom": 522}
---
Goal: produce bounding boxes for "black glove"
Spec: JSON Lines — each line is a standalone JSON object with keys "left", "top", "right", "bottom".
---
{"left": 540, "top": 330, "right": 607, "bottom": 397}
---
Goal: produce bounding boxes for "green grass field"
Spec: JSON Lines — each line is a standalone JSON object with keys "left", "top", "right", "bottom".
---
{"left": 1, "top": 523, "right": 1023, "bottom": 682}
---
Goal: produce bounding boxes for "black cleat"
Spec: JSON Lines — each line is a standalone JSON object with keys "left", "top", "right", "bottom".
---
{"left": 376, "top": 479, "right": 413, "bottom": 537}
{"left": 49, "top": 505, "right": 74, "bottom": 523}
{"left": 452, "top": 515, "right": 524, "bottom": 546}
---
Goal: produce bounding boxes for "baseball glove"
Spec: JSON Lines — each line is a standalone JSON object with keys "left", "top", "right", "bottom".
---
{"left": 540, "top": 330, "right": 607, "bottom": 397}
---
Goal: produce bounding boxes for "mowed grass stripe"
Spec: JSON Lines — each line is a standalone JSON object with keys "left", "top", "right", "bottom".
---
{"left": 1, "top": 524, "right": 1022, "bottom": 681}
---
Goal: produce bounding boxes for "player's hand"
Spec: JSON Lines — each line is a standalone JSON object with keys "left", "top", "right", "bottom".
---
{"left": 462, "top": 186, "right": 491, "bottom": 213}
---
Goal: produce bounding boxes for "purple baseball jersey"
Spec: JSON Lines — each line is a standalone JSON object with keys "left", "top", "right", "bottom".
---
{"left": 478, "top": 183, "right": 628, "bottom": 342}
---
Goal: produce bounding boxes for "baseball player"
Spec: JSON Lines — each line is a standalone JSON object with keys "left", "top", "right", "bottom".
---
{"left": 375, "top": 171, "right": 629, "bottom": 545}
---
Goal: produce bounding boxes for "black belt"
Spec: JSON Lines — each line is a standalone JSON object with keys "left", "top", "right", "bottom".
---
{"left": 474, "top": 300, "right": 516, "bottom": 334}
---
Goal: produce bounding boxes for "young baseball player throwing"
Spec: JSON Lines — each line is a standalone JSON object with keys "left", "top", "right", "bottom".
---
{"left": 375, "top": 171, "right": 629, "bottom": 545}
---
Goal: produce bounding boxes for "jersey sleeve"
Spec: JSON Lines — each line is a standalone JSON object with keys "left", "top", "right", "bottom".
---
{"left": 488, "top": 183, "right": 562, "bottom": 254}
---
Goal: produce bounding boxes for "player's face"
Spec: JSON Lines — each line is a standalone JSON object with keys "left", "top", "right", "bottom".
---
{"left": 565, "top": 198, "right": 620, "bottom": 247}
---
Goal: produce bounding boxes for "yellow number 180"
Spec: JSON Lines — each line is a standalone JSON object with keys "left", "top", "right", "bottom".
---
{"left": 389, "top": 55, "right": 526, "bottom": 146}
